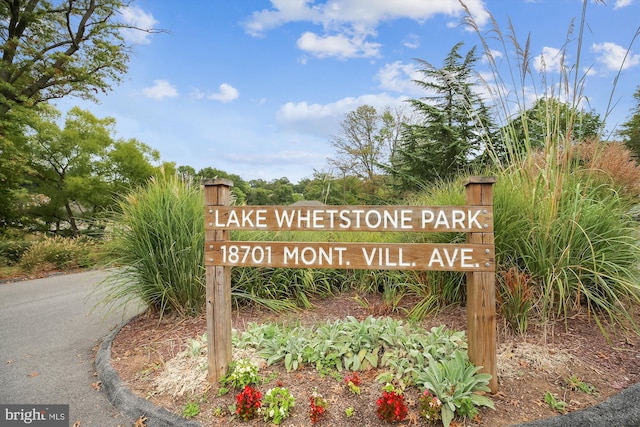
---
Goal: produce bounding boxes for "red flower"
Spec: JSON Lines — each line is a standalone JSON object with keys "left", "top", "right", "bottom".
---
{"left": 376, "top": 390, "right": 408, "bottom": 422}
{"left": 235, "top": 385, "right": 262, "bottom": 420}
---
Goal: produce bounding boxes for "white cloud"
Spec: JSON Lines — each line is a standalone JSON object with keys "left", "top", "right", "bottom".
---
{"left": 533, "top": 46, "right": 566, "bottom": 73}
{"left": 207, "top": 83, "right": 240, "bottom": 103}
{"left": 403, "top": 34, "right": 420, "bottom": 49}
{"left": 614, "top": 0, "right": 634, "bottom": 9}
{"left": 276, "top": 93, "right": 408, "bottom": 137}
{"left": 119, "top": 6, "right": 158, "bottom": 44}
{"left": 245, "top": 0, "right": 489, "bottom": 35}
{"left": 244, "top": 1, "right": 489, "bottom": 59}
{"left": 375, "top": 61, "right": 422, "bottom": 95}
{"left": 142, "top": 80, "right": 178, "bottom": 99}
{"left": 297, "top": 31, "right": 381, "bottom": 58}
{"left": 592, "top": 42, "right": 640, "bottom": 71}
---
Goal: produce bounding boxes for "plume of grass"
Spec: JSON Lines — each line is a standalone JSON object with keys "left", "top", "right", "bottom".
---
{"left": 99, "top": 175, "right": 206, "bottom": 317}
{"left": 460, "top": 0, "right": 640, "bottom": 332}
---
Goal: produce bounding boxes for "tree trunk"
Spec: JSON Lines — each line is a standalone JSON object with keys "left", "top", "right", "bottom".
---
{"left": 64, "top": 203, "right": 79, "bottom": 237}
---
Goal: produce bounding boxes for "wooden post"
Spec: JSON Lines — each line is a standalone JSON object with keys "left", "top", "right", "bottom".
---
{"left": 464, "top": 176, "right": 498, "bottom": 393}
{"left": 203, "top": 178, "right": 234, "bottom": 382}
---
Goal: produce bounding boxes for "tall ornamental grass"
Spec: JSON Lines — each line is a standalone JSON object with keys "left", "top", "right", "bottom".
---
{"left": 494, "top": 171, "right": 640, "bottom": 328}
{"left": 101, "top": 175, "right": 206, "bottom": 317}
{"left": 458, "top": 0, "right": 640, "bottom": 331}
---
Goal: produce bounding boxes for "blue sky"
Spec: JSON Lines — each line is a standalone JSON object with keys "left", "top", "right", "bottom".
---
{"left": 57, "top": 0, "right": 640, "bottom": 183}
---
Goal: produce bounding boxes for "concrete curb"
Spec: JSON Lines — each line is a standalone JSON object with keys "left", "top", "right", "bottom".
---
{"left": 512, "top": 382, "right": 640, "bottom": 427}
{"left": 95, "top": 318, "right": 201, "bottom": 427}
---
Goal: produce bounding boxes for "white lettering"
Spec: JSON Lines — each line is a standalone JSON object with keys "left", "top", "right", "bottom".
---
{"left": 362, "top": 247, "right": 377, "bottom": 266}
{"left": 428, "top": 248, "right": 445, "bottom": 268}
{"left": 400, "top": 210, "right": 413, "bottom": 229}
{"left": 468, "top": 209, "right": 482, "bottom": 229}
{"left": 452, "top": 209, "right": 465, "bottom": 230}
{"left": 461, "top": 248, "right": 474, "bottom": 267}
{"left": 421, "top": 210, "right": 435, "bottom": 228}
{"left": 434, "top": 210, "right": 450, "bottom": 229}
{"left": 276, "top": 210, "right": 295, "bottom": 228}
{"left": 366, "top": 210, "right": 382, "bottom": 229}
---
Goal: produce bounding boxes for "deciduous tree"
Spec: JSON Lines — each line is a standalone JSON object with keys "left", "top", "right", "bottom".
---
{"left": 24, "top": 107, "right": 160, "bottom": 235}
{"left": 0, "top": 0, "right": 158, "bottom": 118}
{"left": 619, "top": 86, "right": 640, "bottom": 160}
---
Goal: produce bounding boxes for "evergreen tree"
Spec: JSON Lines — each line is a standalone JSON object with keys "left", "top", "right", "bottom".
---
{"left": 391, "top": 42, "right": 494, "bottom": 191}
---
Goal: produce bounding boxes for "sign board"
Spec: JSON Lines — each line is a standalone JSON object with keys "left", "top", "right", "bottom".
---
{"left": 205, "top": 241, "right": 494, "bottom": 271}
{"left": 206, "top": 206, "right": 493, "bottom": 232}
{"left": 203, "top": 177, "right": 498, "bottom": 393}
{"left": 204, "top": 206, "right": 494, "bottom": 272}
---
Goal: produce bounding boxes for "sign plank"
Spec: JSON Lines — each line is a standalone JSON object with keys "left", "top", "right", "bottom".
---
{"left": 205, "top": 241, "right": 494, "bottom": 272}
{"left": 205, "top": 205, "right": 493, "bottom": 232}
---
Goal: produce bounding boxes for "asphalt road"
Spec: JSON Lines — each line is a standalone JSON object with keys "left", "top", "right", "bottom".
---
{"left": 0, "top": 270, "right": 142, "bottom": 427}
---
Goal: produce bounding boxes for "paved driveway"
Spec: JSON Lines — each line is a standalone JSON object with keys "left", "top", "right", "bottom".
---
{"left": 0, "top": 270, "right": 142, "bottom": 427}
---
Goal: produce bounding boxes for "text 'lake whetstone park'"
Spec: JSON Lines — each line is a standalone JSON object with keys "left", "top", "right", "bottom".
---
{"left": 205, "top": 207, "right": 495, "bottom": 272}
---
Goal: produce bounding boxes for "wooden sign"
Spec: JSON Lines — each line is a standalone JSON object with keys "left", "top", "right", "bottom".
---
{"left": 202, "top": 177, "right": 498, "bottom": 393}
{"left": 205, "top": 206, "right": 493, "bottom": 232}
{"left": 205, "top": 241, "right": 494, "bottom": 271}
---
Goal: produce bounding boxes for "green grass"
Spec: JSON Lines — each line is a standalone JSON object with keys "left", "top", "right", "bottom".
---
{"left": 99, "top": 175, "right": 206, "bottom": 317}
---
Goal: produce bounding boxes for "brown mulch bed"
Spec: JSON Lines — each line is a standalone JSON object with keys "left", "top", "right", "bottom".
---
{"left": 109, "top": 293, "right": 640, "bottom": 426}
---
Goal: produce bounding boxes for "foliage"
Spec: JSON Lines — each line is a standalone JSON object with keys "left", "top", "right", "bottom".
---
{"left": 245, "top": 177, "right": 300, "bottom": 205}
{"left": 567, "top": 375, "right": 597, "bottom": 395}
{"left": 235, "top": 385, "right": 261, "bottom": 421}
{"left": 234, "top": 315, "right": 486, "bottom": 422}
{"left": 503, "top": 98, "right": 603, "bottom": 156}
{"left": 21, "top": 106, "right": 161, "bottom": 236}
{"left": 414, "top": 350, "right": 494, "bottom": 427}
{"left": 0, "top": 240, "right": 31, "bottom": 266}
{"left": 544, "top": 391, "right": 567, "bottom": 413}
{"left": 195, "top": 167, "right": 250, "bottom": 205}
{"left": 181, "top": 401, "right": 200, "bottom": 419}
{"left": 344, "top": 372, "right": 362, "bottom": 395}
{"left": 222, "top": 359, "right": 260, "bottom": 389}
{"left": 309, "top": 388, "right": 328, "bottom": 424}
{"left": 461, "top": 0, "right": 640, "bottom": 332}
{"left": 619, "top": 86, "right": 640, "bottom": 159}
{"left": 418, "top": 389, "right": 442, "bottom": 424}
{"left": 100, "top": 174, "right": 205, "bottom": 317}
{"left": 376, "top": 383, "right": 408, "bottom": 422}
{"left": 497, "top": 266, "right": 535, "bottom": 334}
{"left": 328, "top": 105, "right": 407, "bottom": 198}
{"left": 573, "top": 140, "right": 640, "bottom": 198}
{"left": 494, "top": 172, "right": 640, "bottom": 330}
{"left": 0, "top": 0, "right": 158, "bottom": 119}
{"left": 261, "top": 386, "right": 295, "bottom": 425}
{"left": 391, "top": 42, "right": 494, "bottom": 192}
{"left": 18, "top": 235, "right": 94, "bottom": 273}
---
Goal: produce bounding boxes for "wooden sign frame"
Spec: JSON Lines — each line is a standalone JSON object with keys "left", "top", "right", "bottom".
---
{"left": 203, "top": 177, "right": 498, "bottom": 392}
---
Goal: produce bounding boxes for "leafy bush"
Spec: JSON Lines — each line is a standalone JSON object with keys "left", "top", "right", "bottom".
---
{"left": 262, "top": 386, "right": 295, "bottom": 424}
{"left": 414, "top": 351, "right": 494, "bottom": 427}
{"left": 0, "top": 240, "right": 31, "bottom": 266}
{"left": 232, "top": 316, "right": 491, "bottom": 424}
{"left": 18, "top": 236, "right": 92, "bottom": 273}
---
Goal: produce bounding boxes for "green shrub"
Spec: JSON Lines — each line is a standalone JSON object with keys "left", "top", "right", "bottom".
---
{"left": 0, "top": 240, "right": 32, "bottom": 266}
{"left": 100, "top": 175, "right": 206, "bottom": 317}
{"left": 18, "top": 236, "right": 90, "bottom": 273}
